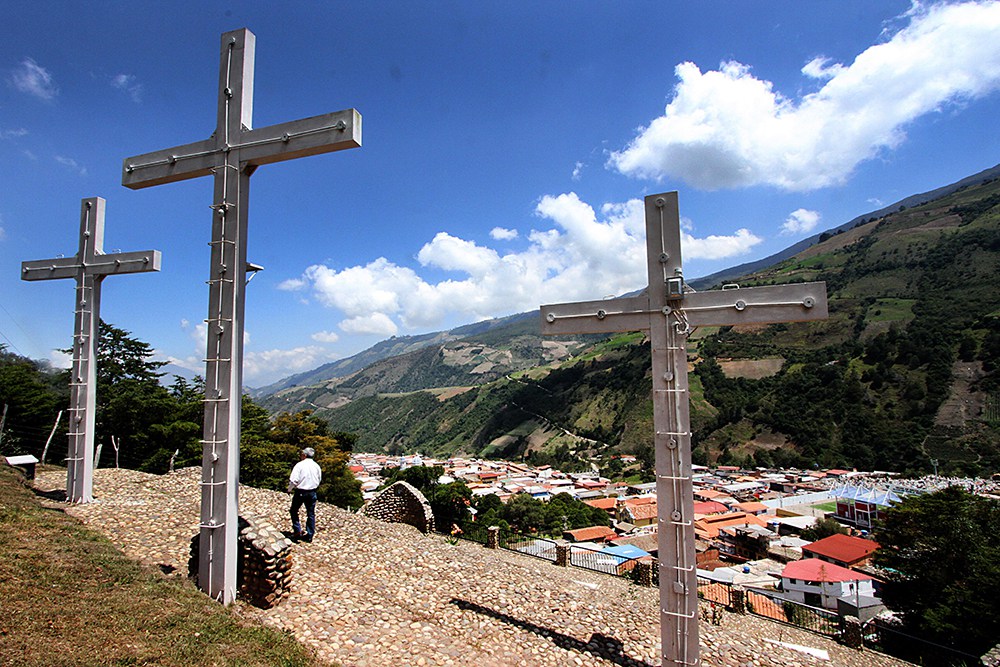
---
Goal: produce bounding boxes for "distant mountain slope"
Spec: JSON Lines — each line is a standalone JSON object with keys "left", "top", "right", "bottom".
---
{"left": 688, "top": 162, "right": 1000, "bottom": 290}
{"left": 298, "top": 169, "right": 1000, "bottom": 477}
{"left": 257, "top": 163, "right": 1000, "bottom": 402}
{"left": 251, "top": 311, "right": 539, "bottom": 398}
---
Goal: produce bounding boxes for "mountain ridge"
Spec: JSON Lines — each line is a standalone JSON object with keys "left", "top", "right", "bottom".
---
{"left": 257, "top": 162, "right": 1000, "bottom": 401}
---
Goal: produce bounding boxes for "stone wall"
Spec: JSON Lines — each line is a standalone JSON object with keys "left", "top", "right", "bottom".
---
{"left": 361, "top": 481, "right": 434, "bottom": 533}
{"left": 188, "top": 513, "right": 294, "bottom": 608}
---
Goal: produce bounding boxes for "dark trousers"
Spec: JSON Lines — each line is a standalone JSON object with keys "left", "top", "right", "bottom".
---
{"left": 290, "top": 489, "right": 318, "bottom": 537}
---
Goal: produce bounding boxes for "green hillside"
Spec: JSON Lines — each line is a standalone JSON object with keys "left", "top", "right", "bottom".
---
{"left": 273, "top": 174, "right": 1000, "bottom": 477}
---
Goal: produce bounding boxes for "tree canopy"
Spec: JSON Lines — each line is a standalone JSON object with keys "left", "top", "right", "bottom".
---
{"left": 874, "top": 486, "right": 1000, "bottom": 655}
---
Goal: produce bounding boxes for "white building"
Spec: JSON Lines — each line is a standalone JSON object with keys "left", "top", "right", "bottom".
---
{"left": 780, "top": 558, "right": 876, "bottom": 610}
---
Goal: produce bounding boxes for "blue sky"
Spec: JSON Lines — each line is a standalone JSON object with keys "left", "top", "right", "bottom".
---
{"left": 3, "top": 1, "right": 1000, "bottom": 387}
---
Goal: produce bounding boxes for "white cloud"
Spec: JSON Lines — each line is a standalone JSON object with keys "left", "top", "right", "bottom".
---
{"left": 311, "top": 330, "right": 340, "bottom": 343}
{"left": 801, "top": 57, "right": 845, "bottom": 80}
{"left": 490, "top": 226, "right": 518, "bottom": 240}
{"left": 290, "top": 192, "right": 761, "bottom": 336}
{"left": 9, "top": 57, "right": 57, "bottom": 100}
{"left": 610, "top": 1, "right": 1000, "bottom": 191}
{"left": 781, "top": 208, "right": 821, "bottom": 235}
{"left": 1, "top": 128, "right": 28, "bottom": 139}
{"left": 110, "top": 73, "right": 142, "bottom": 102}
{"left": 277, "top": 277, "right": 307, "bottom": 291}
{"left": 339, "top": 313, "right": 399, "bottom": 336}
{"left": 682, "top": 228, "right": 763, "bottom": 259}
{"left": 243, "top": 345, "right": 336, "bottom": 384}
{"left": 572, "top": 161, "right": 584, "bottom": 180}
{"left": 55, "top": 155, "right": 87, "bottom": 176}
{"left": 48, "top": 348, "right": 72, "bottom": 369}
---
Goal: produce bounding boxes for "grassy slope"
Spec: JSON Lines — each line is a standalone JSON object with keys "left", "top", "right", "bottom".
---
{"left": 0, "top": 467, "right": 319, "bottom": 667}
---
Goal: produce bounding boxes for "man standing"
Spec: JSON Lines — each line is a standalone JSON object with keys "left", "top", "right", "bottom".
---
{"left": 288, "top": 447, "right": 322, "bottom": 542}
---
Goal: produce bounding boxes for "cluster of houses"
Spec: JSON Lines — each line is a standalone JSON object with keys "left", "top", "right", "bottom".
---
{"left": 349, "top": 453, "right": 995, "bottom": 617}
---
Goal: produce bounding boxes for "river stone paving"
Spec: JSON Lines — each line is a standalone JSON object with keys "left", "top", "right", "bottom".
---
{"left": 33, "top": 468, "right": 913, "bottom": 667}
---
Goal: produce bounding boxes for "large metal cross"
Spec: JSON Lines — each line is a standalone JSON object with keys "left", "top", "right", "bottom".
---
{"left": 540, "top": 192, "right": 828, "bottom": 666}
{"left": 121, "top": 28, "right": 362, "bottom": 603}
{"left": 21, "top": 196, "right": 161, "bottom": 503}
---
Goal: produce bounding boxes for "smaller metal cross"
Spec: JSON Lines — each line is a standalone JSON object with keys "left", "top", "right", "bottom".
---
{"left": 21, "top": 197, "right": 161, "bottom": 503}
{"left": 541, "top": 191, "right": 828, "bottom": 666}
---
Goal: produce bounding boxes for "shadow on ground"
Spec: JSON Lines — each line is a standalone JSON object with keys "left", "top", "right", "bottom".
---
{"left": 449, "top": 598, "right": 653, "bottom": 667}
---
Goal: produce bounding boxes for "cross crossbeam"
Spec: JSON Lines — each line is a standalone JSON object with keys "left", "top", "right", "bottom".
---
{"left": 121, "top": 28, "right": 361, "bottom": 604}
{"left": 540, "top": 192, "right": 828, "bottom": 666}
{"left": 21, "top": 196, "right": 161, "bottom": 503}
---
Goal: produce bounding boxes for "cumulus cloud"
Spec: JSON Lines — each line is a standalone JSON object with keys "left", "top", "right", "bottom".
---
{"left": 55, "top": 155, "right": 87, "bottom": 176}
{"left": 243, "top": 345, "right": 336, "bottom": 384}
{"left": 572, "top": 161, "right": 584, "bottom": 180}
{"left": 311, "top": 330, "right": 340, "bottom": 343}
{"left": 110, "top": 73, "right": 143, "bottom": 103}
{"left": 609, "top": 1, "right": 1000, "bottom": 191}
{"left": 340, "top": 313, "right": 399, "bottom": 336}
{"left": 289, "top": 192, "right": 762, "bottom": 336}
{"left": 49, "top": 348, "right": 73, "bottom": 369}
{"left": 9, "top": 57, "right": 57, "bottom": 100}
{"left": 781, "top": 208, "right": 821, "bottom": 235}
{"left": 490, "top": 227, "right": 518, "bottom": 240}
{"left": 277, "top": 277, "right": 307, "bottom": 291}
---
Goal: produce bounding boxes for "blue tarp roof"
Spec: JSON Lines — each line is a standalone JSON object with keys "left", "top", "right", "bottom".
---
{"left": 600, "top": 544, "right": 651, "bottom": 562}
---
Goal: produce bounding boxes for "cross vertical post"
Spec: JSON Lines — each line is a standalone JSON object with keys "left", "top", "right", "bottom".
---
{"left": 21, "top": 197, "right": 161, "bottom": 503}
{"left": 540, "top": 191, "right": 828, "bottom": 666}
{"left": 121, "top": 28, "right": 362, "bottom": 603}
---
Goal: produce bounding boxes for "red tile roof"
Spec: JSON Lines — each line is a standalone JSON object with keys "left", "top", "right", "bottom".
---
{"left": 782, "top": 558, "right": 873, "bottom": 583}
{"left": 564, "top": 525, "right": 617, "bottom": 542}
{"left": 692, "top": 501, "right": 728, "bottom": 515}
{"left": 625, "top": 503, "right": 659, "bottom": 522}
{"left": 694, "top": 512, "right": 767, "bottom": 539}
{"left": 802, "top": 533, "right": 879, "bottom": 564}
{"left": 584, "top": 497, "right": 618, "bottom": 511}
{"left": 734, "top": 501, "right": 768, "bottom": 514}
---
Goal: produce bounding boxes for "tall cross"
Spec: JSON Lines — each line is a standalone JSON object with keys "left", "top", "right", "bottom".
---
{"left": 21, "top": 196, "right": 161, "bottom": 503}
{"left": 540, "top": 192, "right": 828, "bottom": 666}
{"left": 120, "top": 28, "right": 361, "bottom": 604}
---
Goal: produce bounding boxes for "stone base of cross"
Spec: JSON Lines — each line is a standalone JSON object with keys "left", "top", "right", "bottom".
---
{"left": 21, "top": 197, "right": 161, "bottom": 503}
{"left": 540, "top": 192, "right": 828, "bottom": 666}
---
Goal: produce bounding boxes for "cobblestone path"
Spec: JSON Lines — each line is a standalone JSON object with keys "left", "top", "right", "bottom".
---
{"left": 34, "top": 468, "right": 913, "bottom": 667}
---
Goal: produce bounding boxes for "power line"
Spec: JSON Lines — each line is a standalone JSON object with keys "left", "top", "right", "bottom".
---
{"left": 0, "top": 303, "right": 34, "bottom": 357}
{"left": 0, "top": 325, "right": 25, "bottom": 357}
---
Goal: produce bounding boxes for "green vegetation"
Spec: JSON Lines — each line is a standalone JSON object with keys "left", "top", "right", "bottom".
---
{"left": 875, "top": 487, "right": 1000, "bottom": 657}
{"left": 0, "top": 466, "right": 318, "bottom": 667}
{"left": 241, "top": 409, "right": 362, "bottom": 510}
{"left": 800, "top": 516, "right": 848, "bottom": 542}
{"left": 0, "top": 324, "right": 361, "bottom": 508}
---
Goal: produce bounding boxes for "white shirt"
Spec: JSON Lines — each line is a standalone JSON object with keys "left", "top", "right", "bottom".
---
{"left": 289, "top": 457, "right": 322, "bottom": 491}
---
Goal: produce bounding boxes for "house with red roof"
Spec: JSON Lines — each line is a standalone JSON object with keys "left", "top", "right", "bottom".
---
{"left": 733, "top": 501, "right": 769, "bottom": 516}
{"left": 802, "top": 533, "right": 880, "bottom": 569}
{"left": 621, "top": 502, "right": 658, "bottom": 528}
{"left": 563, "top": 525, "right": 617, "bottom": 543}
{"left": 692, "top": 500, "right": 729, "bottom": 516}
{"left": 780, "top": 558, "right": 875, "bottom": 610}
{"left": 694, "top": 512, "right": 768, "bottom": 540}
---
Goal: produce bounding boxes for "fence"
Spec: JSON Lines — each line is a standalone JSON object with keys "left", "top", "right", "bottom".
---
{"left": 498, "top": 530, "right": 558, "bottom": 562}
{"left": 745, "top": 588, "right": 841, "bottom": 638}
{"left": 569, "top": 543, "right": 648, "bottom": 576}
